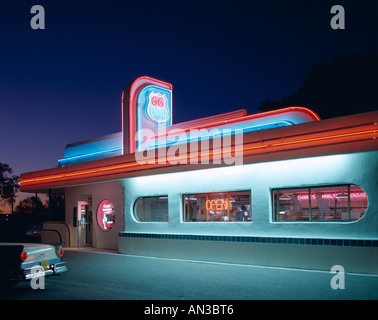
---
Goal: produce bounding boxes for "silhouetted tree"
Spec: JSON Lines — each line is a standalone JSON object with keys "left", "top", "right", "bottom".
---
{"left": 0, "top": 163, "right": 12, "bottom": 192}
{"left": 45, "top": 193, "right": 65, "bottom": 221}
{"left": 15, "top": 196, "right": 47, "bottom": 215}
{"left": 1, "top": 176, "right": 20, "bottom": 214}
{"left": 0, "top": 162, "right": 20, "bottom": 213}
{"left": 259, "top": 52, "right": 378, "bottom": 119}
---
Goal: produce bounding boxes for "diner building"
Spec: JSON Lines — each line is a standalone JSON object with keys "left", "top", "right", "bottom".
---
{"left": 20, "top": 76, "right": 378, "bottom": 274}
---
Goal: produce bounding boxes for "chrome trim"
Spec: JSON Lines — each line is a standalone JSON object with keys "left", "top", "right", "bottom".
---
{"left": 23, "top": 262, "right": 67, "bottom": 280}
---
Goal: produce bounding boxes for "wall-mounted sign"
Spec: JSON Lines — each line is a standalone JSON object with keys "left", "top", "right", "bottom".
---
{"left": 122, "top": 76, "right": 173, "bottom": 154}
{"left": 146, "top": 91, "right": 170, "bottom": 123}
{"left": 136, "top": 85, "right": 172, "bottom": 151}
{"left": 97, "top": 200, "right": 115, "bottom": 231}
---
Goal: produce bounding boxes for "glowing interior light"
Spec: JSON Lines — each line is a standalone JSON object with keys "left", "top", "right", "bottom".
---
{"left": 294, "top": 192, "right": 368, "bottom": 201}
{"left": 350, "top": 192, "right": 367, "bottom": 199}
{"left": 279, "top": 193, "right": 292, "bottom": 201}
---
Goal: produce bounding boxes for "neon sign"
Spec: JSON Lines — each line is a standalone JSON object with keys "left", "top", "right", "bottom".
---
{"left": 321, "top": 192, "right": 367, "bottom": 200}
{"left": 147, "top": 91, "right": 170, "bottom": 123}
{"left": 297, "top": 194, "right": 316, "bottom": 201}
{"left": 297, "top": 192, "right": 367, "bottom": 201}
{"left": 206, "top": 199, "right": 229, "bottom": 211}
{"left": 136, "top": 84, "right": 172, "bottom": 151}
{"left": 122, "top": 76, "right": 173, "bottom": 154}
{"left": 97, "top": 200, "right": 115, "bottom": 231}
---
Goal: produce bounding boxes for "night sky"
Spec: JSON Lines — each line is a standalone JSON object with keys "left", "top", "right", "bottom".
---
{"left": 0, "top": 0, "right": 377, "bottom": 208}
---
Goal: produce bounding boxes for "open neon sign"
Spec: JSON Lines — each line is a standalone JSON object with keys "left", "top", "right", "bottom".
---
{"left": 206, "top": 199, "right": 229, "bottom": 211}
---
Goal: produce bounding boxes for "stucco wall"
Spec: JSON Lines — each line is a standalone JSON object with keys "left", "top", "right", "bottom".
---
{"left": 65, "top": 181, "right": 123, "bottom": 249}
{"left": 121, "top": 150, "right": 378, "bottom": 240}
{"left": 62, "top": 150, "right": 377, "bottom": 264}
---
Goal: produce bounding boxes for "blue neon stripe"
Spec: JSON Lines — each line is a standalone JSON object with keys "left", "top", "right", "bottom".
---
{"left": 58, "top": 148, "right": 122, "bottom": 166}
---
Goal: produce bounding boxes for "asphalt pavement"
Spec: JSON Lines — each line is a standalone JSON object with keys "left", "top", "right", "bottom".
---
{"left": 1, "top": 248, "right": 378, "bottom": 300}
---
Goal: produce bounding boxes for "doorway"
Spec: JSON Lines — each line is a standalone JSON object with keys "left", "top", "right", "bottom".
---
{"left": 77, "top": 200, "right": 92, "bottom": 247}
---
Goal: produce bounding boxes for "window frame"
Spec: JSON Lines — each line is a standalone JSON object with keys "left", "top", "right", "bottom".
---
{"left": 133, "top": 195, "right": 169, "bottom": 222}
{"left": 182, "top": 190, "right": 252, "bottom": 223}
{"left": 271, "top": 184, "right": 367, "bottom": 223}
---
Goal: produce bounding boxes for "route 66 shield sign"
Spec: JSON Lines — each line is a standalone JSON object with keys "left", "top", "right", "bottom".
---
{"left": 146, "top": 91, "right": 170, "bottom": 123}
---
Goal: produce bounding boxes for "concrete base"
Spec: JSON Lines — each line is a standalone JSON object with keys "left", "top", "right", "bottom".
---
{"left": 119, "top": 236, "right": 378, "bottom": 274}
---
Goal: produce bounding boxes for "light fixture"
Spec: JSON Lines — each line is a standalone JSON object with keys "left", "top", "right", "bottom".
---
{"left": 336, "top": 188, "right": 348, "bottom": 200}
{"left": 279, "top": 193, "right": 291, "bottom": 201}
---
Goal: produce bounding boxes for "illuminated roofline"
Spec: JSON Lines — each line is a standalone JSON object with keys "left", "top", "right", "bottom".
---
{"left": 20, "top": 114, "right": 378, "bottom": 189}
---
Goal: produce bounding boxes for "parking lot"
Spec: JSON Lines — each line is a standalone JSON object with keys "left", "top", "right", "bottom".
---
{"left": 1, "top": 248, "right": 378, "bottom": 300}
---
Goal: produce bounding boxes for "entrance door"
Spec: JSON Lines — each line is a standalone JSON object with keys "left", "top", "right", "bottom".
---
{"left": 77, "top": 201, "right": 92, "bottom": 247}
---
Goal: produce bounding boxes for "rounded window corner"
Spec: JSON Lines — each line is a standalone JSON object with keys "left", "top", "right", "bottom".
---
{"left": 133, "top": 196, "right": 169, "bottom": 222}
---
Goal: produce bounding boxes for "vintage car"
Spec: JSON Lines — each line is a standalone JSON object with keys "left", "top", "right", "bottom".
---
{"left": 0, "top": 242, "right": 67, "bottom": 287}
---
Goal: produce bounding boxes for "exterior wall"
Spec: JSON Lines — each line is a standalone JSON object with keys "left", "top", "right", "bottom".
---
{"left": 121, "top": 150, "right": 377, "bottom": 239}
{"left": 59, "top": 150, "right": 378, "bottom": 272}
{"left": 65, "top": 181, "right": 124, "bottom": 249}
{"left": 119, "top": 150, "right": 378, "bottom": 273}
{"left": 41, "top": 221, "right": 71, "bottom": 245}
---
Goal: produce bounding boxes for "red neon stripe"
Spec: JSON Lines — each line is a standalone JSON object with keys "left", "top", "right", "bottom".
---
{"left": 159, "top": 109, "right": 248, "bottom": 133}
{"left": 152, "top": 106, "right": 320, "bottom": 140}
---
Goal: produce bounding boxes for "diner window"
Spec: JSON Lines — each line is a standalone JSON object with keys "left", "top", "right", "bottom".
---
{"left": 272, "top": 185, "right": 368, "bottom": 222}
{"left": 134, "top": 196, "right": 168, "bottom": 222}
{"left": 183, "top": 191, "right": 251, "bottom": 222}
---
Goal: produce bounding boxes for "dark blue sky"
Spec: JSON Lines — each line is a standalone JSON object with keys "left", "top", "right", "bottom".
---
{"left": 0, "top": 0, "right": 377, "bottom": 179}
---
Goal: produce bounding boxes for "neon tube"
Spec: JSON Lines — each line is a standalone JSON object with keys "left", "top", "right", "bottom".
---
{"left": 58, "top": 148, "right": 123, "bottom": 166}
{"left": 19, "top": 124, "right": 377, "bottom": 188}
